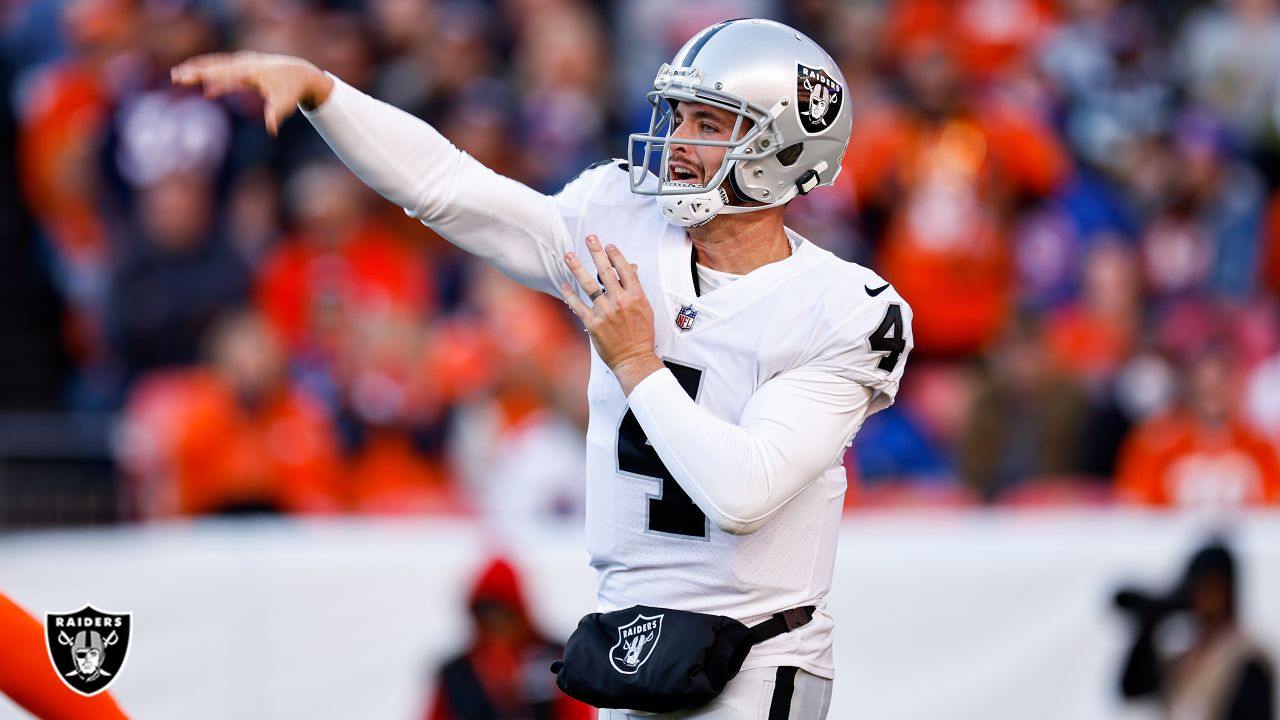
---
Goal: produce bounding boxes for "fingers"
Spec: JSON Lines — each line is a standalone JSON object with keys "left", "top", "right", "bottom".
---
{"left": 558, "top": 282, "right": 592, "bottom": 326}
{"left": 583, "top": 235, "right": 623, "bottom": 295}
{"left": 264, "top": 92, "right": 298, "bottom": 137}
{"left": 171, "top": 52, "right": 243, "bottom": 86}
{"left": 564, "top": 251, "right": 603, "bottom": 301}
{"left": 608, "top": 245, "right": 640, "bottom": 289}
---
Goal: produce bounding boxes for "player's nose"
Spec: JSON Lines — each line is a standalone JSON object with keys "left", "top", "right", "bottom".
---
{"left": 668, "top": 122, "right": 695, "bottom": 155}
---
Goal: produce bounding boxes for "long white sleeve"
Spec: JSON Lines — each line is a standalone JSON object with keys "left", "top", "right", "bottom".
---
{"left": 626, "top": 366, "right": 872, "bottom": 535}
{"left": 301, "top": 74, "right": 573, "bottom": 295}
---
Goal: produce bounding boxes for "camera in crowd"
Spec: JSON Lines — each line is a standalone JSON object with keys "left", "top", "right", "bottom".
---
{"left": 1114, "top": 541, "right": 1236, "bottom": 626}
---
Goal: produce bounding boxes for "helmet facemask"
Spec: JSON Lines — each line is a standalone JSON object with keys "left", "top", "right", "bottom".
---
{"left": 628, "top": 64, "right": 789, "bottom": 227}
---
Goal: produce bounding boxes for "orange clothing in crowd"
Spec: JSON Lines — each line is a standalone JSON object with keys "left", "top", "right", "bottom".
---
{"left": 1045, "top": 306, "right": 1133, "bottom": 382}
{"left": 347, "top": 431, "right": 467, "bottom": 514}
{"left": 847, "top": 102, "right": 1067, "bottom": 354}
{"left": 162, "top": 371, "right": 343, "bottom": 514}
{"left": 885, "top": 0, "right": 1058, "bottom": 78}
{"left": 0, "top": 593, "right": 128, "bottom": 720}
{"left": 18, "top": 63, "right": 111, "bottom": 272}
{"left": 1117, "top": 411, "right": 1280, "bottom": 508}
{"left": 256, "top": 222, "right": 433, "bottom": 354}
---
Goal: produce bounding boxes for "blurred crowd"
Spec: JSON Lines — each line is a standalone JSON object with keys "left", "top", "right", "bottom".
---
{"left": 2, "top": 0, "right": 1279, "bottom": 521}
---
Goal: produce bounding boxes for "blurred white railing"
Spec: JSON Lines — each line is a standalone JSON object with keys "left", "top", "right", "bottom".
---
{"left": 1, "top": 512, "right": 1277, "bottom": 720}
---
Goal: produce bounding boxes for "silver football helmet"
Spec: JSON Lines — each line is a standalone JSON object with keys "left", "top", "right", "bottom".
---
{"left": 628, "top": 18, "right": 852, "bottom": 227}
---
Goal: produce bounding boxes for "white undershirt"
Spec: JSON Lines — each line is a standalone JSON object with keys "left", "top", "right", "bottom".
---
{"left": 694, "top": 235, "right": 796, "bottom": 294}
{"left": 694, "top": 263, "right": 739, "bottom": 293}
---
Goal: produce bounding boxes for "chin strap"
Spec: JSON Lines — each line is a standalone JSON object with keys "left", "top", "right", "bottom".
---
{"left": 656, "top": 183, "right": 730, "bottom": 227}
{"left": 656, "top": 160, "right": 829, "bottom": 227}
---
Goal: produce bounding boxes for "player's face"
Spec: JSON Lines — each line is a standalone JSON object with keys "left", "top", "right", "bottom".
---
{"left": 667, "top": 101, "right": 745, "bottom": 189}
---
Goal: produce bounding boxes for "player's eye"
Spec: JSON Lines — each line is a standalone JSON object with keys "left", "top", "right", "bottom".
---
{"left": 701, "top": 122, "right": 718, "bottom": 134}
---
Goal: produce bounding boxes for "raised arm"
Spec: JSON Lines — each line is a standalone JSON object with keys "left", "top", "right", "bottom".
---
{"left": 171, "top": 52, "right": 573, "bottom": 296}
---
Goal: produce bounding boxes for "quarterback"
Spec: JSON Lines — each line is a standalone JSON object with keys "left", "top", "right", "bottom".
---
{"left": 174, "top": 18, "right": 912, "bottom": 719}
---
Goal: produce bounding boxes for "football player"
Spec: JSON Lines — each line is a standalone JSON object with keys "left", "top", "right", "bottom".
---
{"left": 173, "top": 18, "right": 912, "bottom": 719}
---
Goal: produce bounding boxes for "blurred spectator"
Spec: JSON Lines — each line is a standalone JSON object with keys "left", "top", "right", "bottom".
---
{"left": 14, "top": 0, "right": 146, "bottom": 402}
{"left": 885, "top": 0, "right": 1058, "bottom": 81}
{"left": 850, "top": 403, "right": 951, "bottom": 486}
{"left": 846, "top": 36, "right": 1069, "bottom": 355}
{"left": 1176, "top": 0, "right": 1280, "bottom": 147}
{"left": 510, "top": 0, "right": 608, "bottom": 192}
{"left": 1045, "top": 238, "right": 1139, "bottom": 387}
{"left": 1116, "top": 541, "right": 1275, "bottom": 719}
{"left": 334, "top": 312, "right": 464, "bottom": 515}
{"left": 1117, "top": 350, "right": 1280, "bottom": 509}
{"left": 106, "top": 170, "right": 251, "bottom": 383}
{"left": 959, "top": 312, "right": 1090, "bottom": 500}
{"left": 1135, "top": 115, "right": 1266, "bottom": 302}
{"left": 1242, "top": 349, "right": 1280, "bottom": 450}
{"left": 9, "top": 0, "right": 1280, "bottom": 520}
{"left": 446, "top": 267, "right": 587, "bottom": 533}
{"left": 424, "top": 557, "right": 592, "bottom": 720}
{"left": 256, "top": 160, "right": 433, "bottom": 369}
{"left": 1040, "top": 0, "right": 1172, "bottom": 175}
{"left": 120, "top": 309, "right": 342, "bottom": 516}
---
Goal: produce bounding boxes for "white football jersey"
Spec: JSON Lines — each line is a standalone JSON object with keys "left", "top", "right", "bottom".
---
{"left": 301, "top": 80, "right": 912, "bottom": 680}
{"left": 551, "top": 162, "right": 912, "bottom": 678}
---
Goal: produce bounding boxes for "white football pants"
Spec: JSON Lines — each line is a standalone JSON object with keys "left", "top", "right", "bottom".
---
{"left": 597, "top": 666, "right": 832, "bottom": 720}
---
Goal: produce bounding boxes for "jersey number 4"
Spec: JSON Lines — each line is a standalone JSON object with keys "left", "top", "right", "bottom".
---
{"left": 870, "top": 304, "right": 906, "bottom": 372}
{"left": 616, "top": 360, "right": 708, "bottom": 539}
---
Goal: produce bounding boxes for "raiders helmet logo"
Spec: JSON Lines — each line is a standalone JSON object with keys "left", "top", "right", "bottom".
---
{"left": 45, "top": 606, "right": 133, "bottom": 696}
{"left": 609, "top": 612, "right": 664, "bottom": 674}
{"left": 796, "top": 63, "right": 843, "bottom": 135}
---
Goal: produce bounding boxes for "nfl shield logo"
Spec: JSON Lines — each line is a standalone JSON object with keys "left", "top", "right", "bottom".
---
{"left": 609, "top": 612, "right": 664, "bottom": 674}
{"left": 45, "top": 606, "right": 132, "bottom": 696}
{"left": 675, "top": 305, "right": 697, "bottom": 331}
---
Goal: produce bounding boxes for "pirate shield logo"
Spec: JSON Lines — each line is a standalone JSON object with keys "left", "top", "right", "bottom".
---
{"left": 608, "top": 612, "right": 663, "bottom": 674}
{"left": 796, "top": 63, "right": 843, "bottom": 135}
{"left": 45, "top": 606, "right": 132, "bottom": 696}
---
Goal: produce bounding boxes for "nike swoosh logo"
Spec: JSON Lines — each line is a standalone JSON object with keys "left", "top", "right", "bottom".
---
{"left": 865, "top": 283, "right": 890, "bottom": 297}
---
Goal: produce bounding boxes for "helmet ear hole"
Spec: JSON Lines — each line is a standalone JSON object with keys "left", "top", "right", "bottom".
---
{"left": 776, "top": 143, "right": 804, "bottom": 167}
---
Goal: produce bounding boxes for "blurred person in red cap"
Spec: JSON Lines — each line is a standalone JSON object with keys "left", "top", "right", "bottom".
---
{"left": 424, "top": 558, "right": 592, "bottom": 720}
{"left": 0, "top": 592, "right": 129, "bottom": 720}
{"left": 1117, "top": 349, "right": 1280, "bottom": 509}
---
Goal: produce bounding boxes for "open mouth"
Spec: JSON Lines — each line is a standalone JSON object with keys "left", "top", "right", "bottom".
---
{"left": 667, "top": 164, "right": 701, "bottom": 185}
